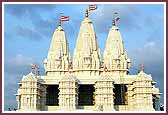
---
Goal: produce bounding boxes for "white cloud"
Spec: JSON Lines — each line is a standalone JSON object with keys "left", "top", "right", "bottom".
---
{"left": 7, "top": 54, "right": 33, "bottom": 67}
{"left": 4, "top": 54, "right": 37, "bottom": 75}
{"left": 130, "top": 40, "right": 163, "bottom": 66}
{"left": 144, "top": 41, "right": 156, "bottom": 48}
{"left": 90, "top": 4, "right": 164, "bottom": 35}
{"left": 4, "top": 54, "right": 45, "bottom": 75}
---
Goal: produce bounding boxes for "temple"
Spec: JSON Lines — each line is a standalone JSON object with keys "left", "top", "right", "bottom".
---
{"left": 15, "top": 9, "right": 161, "bottom": 111}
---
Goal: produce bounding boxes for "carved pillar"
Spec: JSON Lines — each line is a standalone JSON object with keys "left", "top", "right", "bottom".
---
{"left": 127, "top": 84, "right": 135, "bottom": 111}
{"left": 95, "top": 74, "right": 115, "bottom": 111}
{"left": 59, "top": 74, "right": 78, "bottom": 111}
{"left": 16, "top": 94, "right": 21, "bottom": 110}
{"left": 41, "top": 85, "right": 47, "bottom": 111}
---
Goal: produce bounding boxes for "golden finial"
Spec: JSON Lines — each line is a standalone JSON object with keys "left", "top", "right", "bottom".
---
{"left": 85, "top": 9, "right": 89, "bottom": 18}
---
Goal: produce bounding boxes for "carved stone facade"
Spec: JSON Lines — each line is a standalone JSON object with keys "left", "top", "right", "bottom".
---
{"left": 16, "top": 10, "right": 161, "bottom": 111}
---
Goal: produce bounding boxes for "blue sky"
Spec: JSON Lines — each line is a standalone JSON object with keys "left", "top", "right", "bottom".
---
{"left": 3, "top": 3, "right": 165, "bottom": 111}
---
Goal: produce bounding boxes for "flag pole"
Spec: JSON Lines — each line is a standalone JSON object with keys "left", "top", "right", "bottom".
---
{"left": 114, "top": 12, "right": 120, "bottom": 26}
{"left": 85, "top": 8, "right": 89, "bottom": 18}
{"left": 59, "top": 12, "right": 64, "bottom": 26}
{"left": 114, "top": 12, "right": 117, "bottom": 26}
{"left": 87, "top": 5, "right": 97, "bottom": 18}
{"left": 58, "top": 19, "right": 62, "bottom": 26}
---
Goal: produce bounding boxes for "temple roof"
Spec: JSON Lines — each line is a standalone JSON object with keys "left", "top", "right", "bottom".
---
{"left": 136, "top": 70, "right": 152, "bottom": 81}
{"left": 22, "top": 72, "right": 38, "bottom": 82}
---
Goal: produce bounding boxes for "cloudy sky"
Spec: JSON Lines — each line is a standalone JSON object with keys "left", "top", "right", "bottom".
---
{"left": 3, "top": 3, "right": 165, "bottom": 111}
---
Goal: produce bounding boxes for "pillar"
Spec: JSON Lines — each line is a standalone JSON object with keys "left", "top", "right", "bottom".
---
{"left": 41, "top": 85, "right": 47, "bottom": 110}
{"left": 59, "top": 74, "right": 78, "bottom": 111}
{"left": 95, "top": 75, "right": 115, "bottom": 111}
{"left": 127, "top": 84, "right": 135, "bottom": 111}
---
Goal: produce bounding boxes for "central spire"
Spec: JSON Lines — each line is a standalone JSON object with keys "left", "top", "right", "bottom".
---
{"left": 73, "top": 6, "right": 101, "bottom": 76}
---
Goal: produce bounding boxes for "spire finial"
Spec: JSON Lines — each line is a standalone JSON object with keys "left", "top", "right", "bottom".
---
{"left": 112, "top": 20, "right": 116, "bottom": 26}
{"left": 85, "top": 9, "right": 89, "bottom": 18}
{"left": 59, "top": 12, "right": 63, "bottom": 26}
{"left": 58, "top": 19, "right": 62, "bottom": 26}
{"left": 112, "top": 12, "right": 120, "bottom": 26}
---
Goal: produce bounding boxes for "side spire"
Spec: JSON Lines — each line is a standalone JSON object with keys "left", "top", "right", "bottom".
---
{"left": 103, "top": 15, "right": 131, "bottom": 75}
{"left": 44, "top": 14, "right": 71, "bottom": 76}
